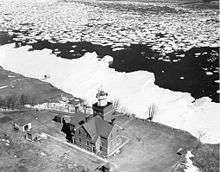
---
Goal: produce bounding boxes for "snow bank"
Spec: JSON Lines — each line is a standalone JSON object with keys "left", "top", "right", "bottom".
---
{"left": 184, "top": 151, "right": 200, "bottom": 172}
{"left": 0, "top": 85, "right": 8, "bottom": 89}
{"left": 0, "top": 44, "right": 219, "bottom": 144}
{"left": 155, "top": 97, "right": 220, "bottom": 144}
{"left": 8, "top": 75, "right": 15, "bottom": 78}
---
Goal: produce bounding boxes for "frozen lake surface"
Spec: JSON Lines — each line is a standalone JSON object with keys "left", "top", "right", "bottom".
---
{"left": 0, "top": 0, "right": 219, "bottom": 102}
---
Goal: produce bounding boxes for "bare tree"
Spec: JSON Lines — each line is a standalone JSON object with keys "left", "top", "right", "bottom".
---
{"left": 197, "top": 130, "right": 206, "bottom": 142}
{"left": 0, "top": 94, "right": 36, "bottom": 110}
{"left": 146, "top": 103, "right": 157, "bottom": 121}
{"left": 0, "top": 96, "right": 5, "bottom": 109}
{"left": 119, "top": 106, "right": 129, "bottom": 115}
{"left": 112, "top": 99, "right": 120, "bottom": 112}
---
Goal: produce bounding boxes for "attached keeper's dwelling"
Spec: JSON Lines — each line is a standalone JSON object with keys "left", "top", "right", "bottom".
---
{"left": 62, "top": 90, "right": 122, "bottom": 157}
{"left": 72, "top": 115, "right": 122, "bottom": 157}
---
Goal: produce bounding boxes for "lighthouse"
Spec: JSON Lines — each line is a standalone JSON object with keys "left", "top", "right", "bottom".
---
{"left": 92, "top": 89, "right": 114, "bottom": 123}
{"left": 96, "top": 89, "right": 108, "bottom": 107}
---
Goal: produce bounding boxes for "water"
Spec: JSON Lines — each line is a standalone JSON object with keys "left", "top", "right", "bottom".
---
{"left": 0, "top": 0, "right": 219, "bottom": 102}
{"left": 1, "top": 31, "right": 219, "bottom": 102}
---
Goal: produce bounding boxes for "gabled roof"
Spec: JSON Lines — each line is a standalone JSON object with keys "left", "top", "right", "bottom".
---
{"left": 69, "top": 112, "right": 87, "bottom": 128}
{"left": 83, "top": 116, "right": 113, "bottom": 141}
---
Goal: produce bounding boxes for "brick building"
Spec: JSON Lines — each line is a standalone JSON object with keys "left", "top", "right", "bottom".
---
{"left": 61, "top": 90, "right": 122, "bottom": 157}
{"left": 72, "top": 115, "right": 121, "bottom": 157}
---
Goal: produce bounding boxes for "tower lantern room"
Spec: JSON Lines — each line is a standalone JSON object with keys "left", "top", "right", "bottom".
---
{"left": 92, "top": 89, "right": 113, "bottom": 123}
{"left": 96, "top": 89, "right": 108, "bottom": 107}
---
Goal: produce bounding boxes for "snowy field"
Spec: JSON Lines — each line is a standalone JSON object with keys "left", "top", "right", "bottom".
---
{"left": 0, "top": 0, "right": 219, "bottom": 144}
{"left": 184, "top": 151, "right": 200, "bottom": 172}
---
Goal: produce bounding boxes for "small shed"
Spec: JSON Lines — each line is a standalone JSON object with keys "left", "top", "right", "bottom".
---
{"left": 25, "top": 130, "right": 40, "bottom": 142}
{"left": 95, "top": 163, "right": 111, "bottom": 172}
{"left": 13, "top": 118, "right": 31, "bottom": 132}
{"left": 53, "top": 114, "right": 64, "bottom": 123}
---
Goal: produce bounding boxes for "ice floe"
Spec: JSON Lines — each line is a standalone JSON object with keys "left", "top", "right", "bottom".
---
{"left": 206, "top": 71, "right": 213, "bottom": 75}
{"left": 0, "top": 0, "right": 219, "bottom": 55}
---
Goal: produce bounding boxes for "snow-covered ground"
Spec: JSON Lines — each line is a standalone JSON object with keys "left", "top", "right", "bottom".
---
{"left": 0, "top": 85, "right": 8, "bottom": 89}
{"left": 0, "top": 44, "right": 219, "bottom": 144}
{"left": 184, "top": 151, "right": 200, "bottom": 172}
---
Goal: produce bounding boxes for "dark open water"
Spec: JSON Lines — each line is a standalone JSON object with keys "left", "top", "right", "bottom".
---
{"left": 0, "top": 31, "right": 219, "bottom": 102}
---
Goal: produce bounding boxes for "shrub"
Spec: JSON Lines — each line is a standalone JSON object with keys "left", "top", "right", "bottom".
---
{"left": 0, "top": 94, "right": 36, "bottom": 109}
{"left": 112, "top": 99, "right": 120, "bottom": 112}
{"left": 146, "top": 103, "right": 157, "bottom": 121}
{"left": 192, "top": 144, "right": 219, "bottom": 172}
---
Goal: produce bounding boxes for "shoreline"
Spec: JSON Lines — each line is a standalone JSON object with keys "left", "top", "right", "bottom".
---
{"left": 0, "top": 31, "right": 219, "bottom": 103}
{"left": 0, "top": 43, "right": 219, "bottom": 144}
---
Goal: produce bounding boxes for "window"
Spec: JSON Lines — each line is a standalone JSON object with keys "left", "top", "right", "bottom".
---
{"left": 78, "top": 130, "right": 81, "bottom": 134}
{"left": 79, "top": 138, "right": 81, "bottom": 142}
{"left": 86, "top": 141, "right": 89, "bottom": 145}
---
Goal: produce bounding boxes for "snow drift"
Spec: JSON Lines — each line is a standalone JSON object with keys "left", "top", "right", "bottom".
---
{"left": 184, "top": 151, "right": 200, "bottom": 172}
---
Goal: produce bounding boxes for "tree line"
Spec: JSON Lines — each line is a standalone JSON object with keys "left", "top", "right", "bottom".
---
{"left": 0, "top": 94, "right": 36, "bottom": 110}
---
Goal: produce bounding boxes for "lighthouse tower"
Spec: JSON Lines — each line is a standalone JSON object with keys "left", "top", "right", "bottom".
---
{"left": 96, "top": 90, "right": 108, "bottom": 107}
{"left": 92, "top": 89, "right": 113, "bottom": 123}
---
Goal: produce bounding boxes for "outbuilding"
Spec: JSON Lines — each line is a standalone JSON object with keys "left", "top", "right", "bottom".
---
{"left": 13, "top": 118, "right": 31, "bottom": 132}
{"left": 25, "top": 130, "right": 40, "bottom": 141}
